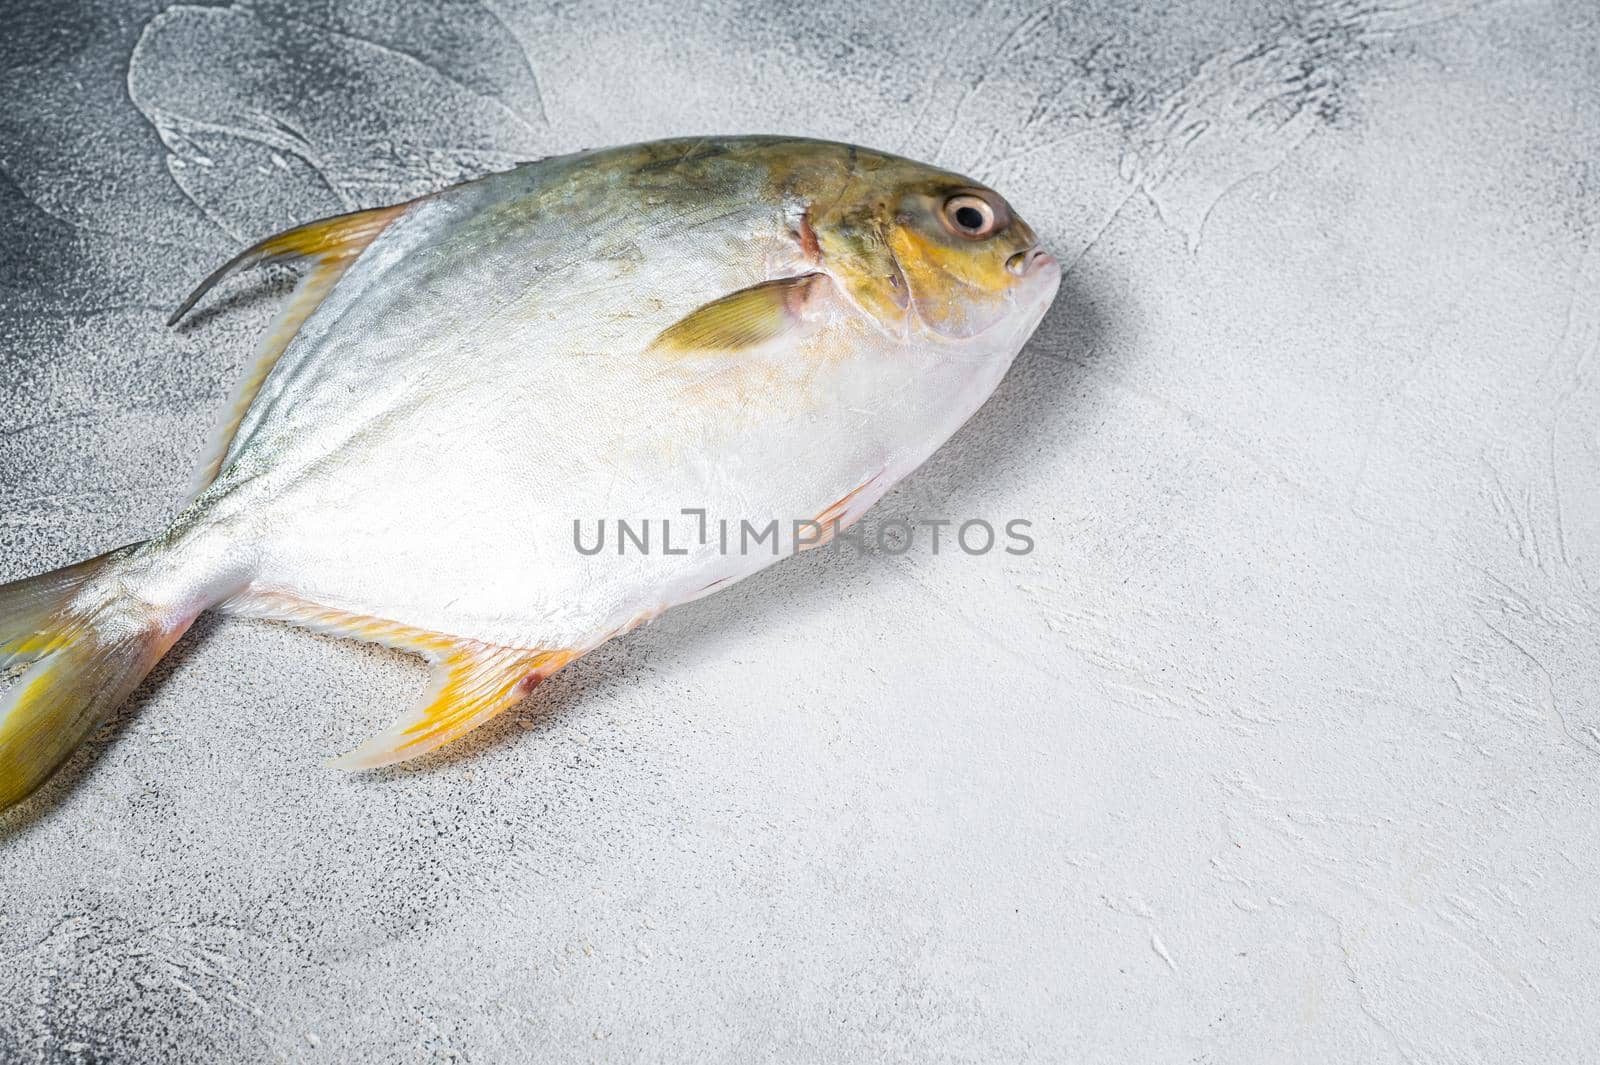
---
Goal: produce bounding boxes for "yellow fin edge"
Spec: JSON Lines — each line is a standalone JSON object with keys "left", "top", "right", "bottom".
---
{"left": 229, "top": 592, "right": 580, "bottom": 771}
{"left": 167, "top": 202, "right": 410, "bottom": 327}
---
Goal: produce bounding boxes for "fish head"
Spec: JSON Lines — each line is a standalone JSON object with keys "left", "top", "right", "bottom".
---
{"left": 807, "top": 157, "right": 1060, "bottom": 348}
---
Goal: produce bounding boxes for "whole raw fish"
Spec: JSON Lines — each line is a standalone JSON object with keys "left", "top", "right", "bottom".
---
{"left": 0, "top": 136, "right": 1059, "bottom": 810}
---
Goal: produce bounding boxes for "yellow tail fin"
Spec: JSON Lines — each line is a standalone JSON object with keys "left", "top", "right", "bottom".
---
{"left": 0, "top": 545, "right": 188, "bottom": 812}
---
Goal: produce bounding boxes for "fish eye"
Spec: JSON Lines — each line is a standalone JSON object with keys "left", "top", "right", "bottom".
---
{"left": 941, "top": 193, "right": 1002, "bottom": 239}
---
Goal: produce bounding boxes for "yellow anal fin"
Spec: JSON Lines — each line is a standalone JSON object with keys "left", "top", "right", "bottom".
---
{"left": 229, "top": 593, "right": 578, "bottom": 771}
{"left": 331, "top": 644, "right": 576, "bottom": 770}
{"left": 650, "top": 273, "right": 824, "bottom": 354}
{"left": 168, "top": 202, "right": 410, "bottom": 326}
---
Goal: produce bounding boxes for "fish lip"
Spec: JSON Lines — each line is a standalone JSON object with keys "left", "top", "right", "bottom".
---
{"left": 1006, "top": 245, "right": 1057, "bottom": 277}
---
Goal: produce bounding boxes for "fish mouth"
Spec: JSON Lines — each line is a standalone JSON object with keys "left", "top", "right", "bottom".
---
{"left": 1005, "top": 246, "right": 1057, "bottom": 277}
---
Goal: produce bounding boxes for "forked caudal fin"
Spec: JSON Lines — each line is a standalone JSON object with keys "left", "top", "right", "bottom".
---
{"left": 0, "top": 544, "right": 197, "bottom": 812}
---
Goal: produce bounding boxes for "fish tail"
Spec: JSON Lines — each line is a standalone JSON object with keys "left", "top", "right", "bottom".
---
{"left": 0, "top": 543, "right": 194, "bottom": 812}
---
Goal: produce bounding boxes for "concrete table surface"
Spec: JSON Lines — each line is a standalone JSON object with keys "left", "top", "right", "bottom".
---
{"left": 2, "top": 1, "right": 1597, "bottom": 1061}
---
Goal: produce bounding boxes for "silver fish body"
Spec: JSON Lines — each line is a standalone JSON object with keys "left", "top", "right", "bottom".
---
{"left": 0, "top": 136, "right": 1059, "bottom": 803}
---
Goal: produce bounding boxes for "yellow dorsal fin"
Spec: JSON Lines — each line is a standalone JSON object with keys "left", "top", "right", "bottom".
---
{"left": 186, "top": 262, "right": 342, "bottom": 493}
{"left": 175, "top": 202, "right": 413, "bottom": 493}
{"left": 230, "top": 592, "right": 578, "bottom": 771}
{"left": 649, "top": 273, "right": 824, "bottom": 354}
{"left": 167, "top": 203, "right": 410, "bottom": 326}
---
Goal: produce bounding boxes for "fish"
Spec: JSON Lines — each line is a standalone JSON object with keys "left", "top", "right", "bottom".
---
{"left": 0, "top": 136, "right": 1060, "bottom": 811}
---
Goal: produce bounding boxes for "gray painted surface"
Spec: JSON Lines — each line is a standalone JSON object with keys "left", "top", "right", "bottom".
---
{"left": 2, "top": 1, "right": 1598, "bottom": 1061}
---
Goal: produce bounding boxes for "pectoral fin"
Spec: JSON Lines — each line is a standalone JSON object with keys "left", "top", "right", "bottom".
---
{"left": 650, "top": 273, "right": 824, "bottom": 354}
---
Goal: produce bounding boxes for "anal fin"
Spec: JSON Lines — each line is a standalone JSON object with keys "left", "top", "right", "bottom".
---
{"left": 333, "top": 643, "right": 576, "bottom": 770}
{"left": 228, "top": 592, "right": 579, "bottom": 771}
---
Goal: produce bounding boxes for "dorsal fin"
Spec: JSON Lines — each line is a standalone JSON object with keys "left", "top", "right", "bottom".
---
{"left": 167, "top": 203, "right": 410, "bottom": 327}
{"left": 228, "top": 592, "right": 579, "bottom": 770}
{"left": 186, "top": 263, "right": 342, "bottom": 493}
{"left": 173, "top": 203, "right": 411, "bottom": 494}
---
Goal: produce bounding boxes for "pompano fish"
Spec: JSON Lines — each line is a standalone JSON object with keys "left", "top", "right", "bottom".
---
{"left": 0, "top": 136, "right": 1059, "bottom": 811}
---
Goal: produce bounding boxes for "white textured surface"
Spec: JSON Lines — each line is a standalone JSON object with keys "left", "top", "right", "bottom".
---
{"left": 2, "top": 1, "right": 1599, "bottom": 1061}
